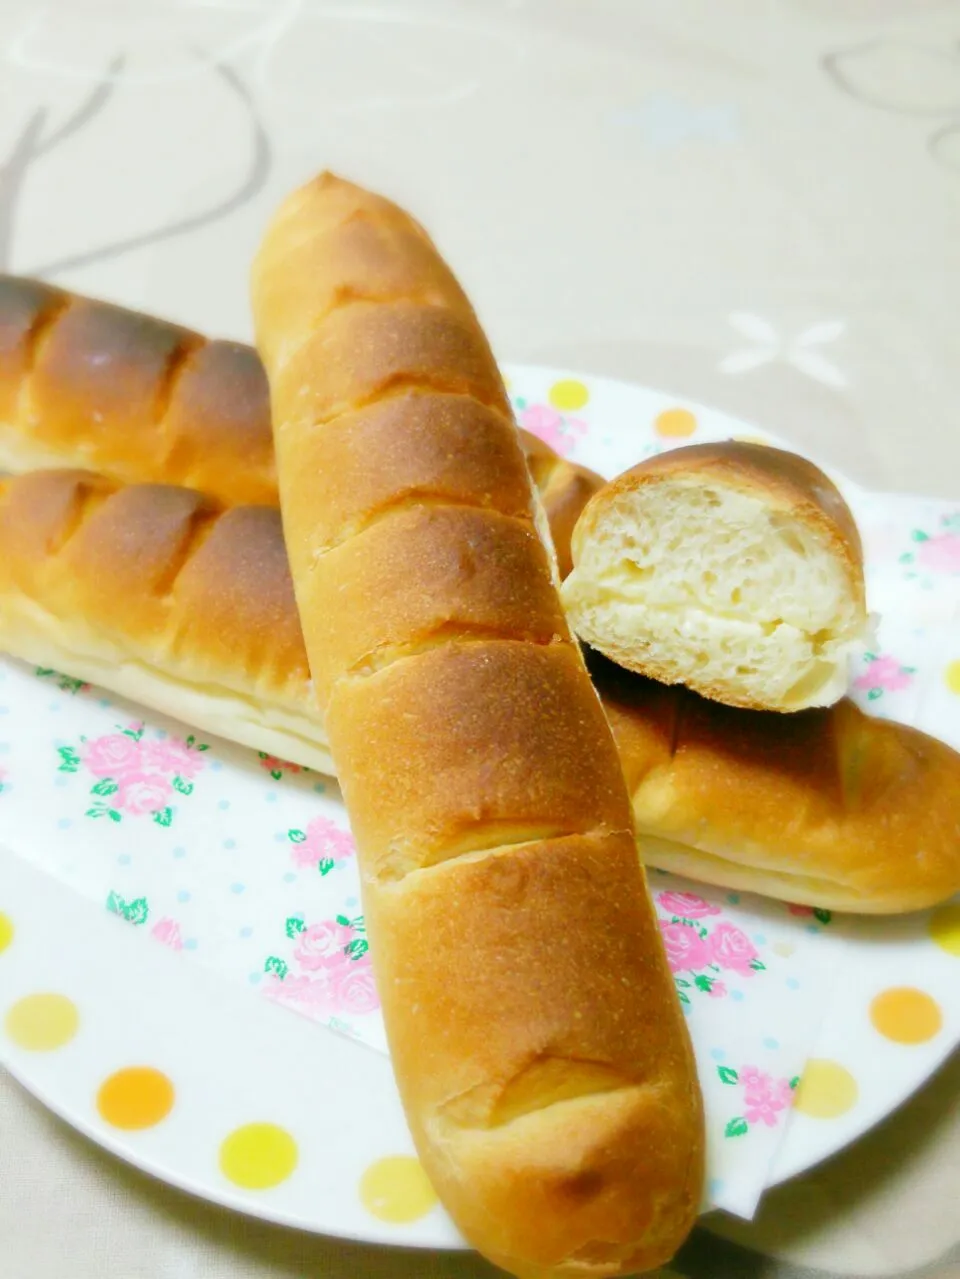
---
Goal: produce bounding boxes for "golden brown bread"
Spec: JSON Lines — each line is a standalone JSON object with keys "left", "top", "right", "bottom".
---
{"left": 563, "top": 441, "right": 869, "bottom": 712}
{"left": 0, "top": 275, "right": 277, "bottom": 506}
{"left": 250, "top": 172, "right": 703, "bottom": 1278}
{"left": 1, "top": 466, "right": 957, "bottom": 915}
{"left": 590, "top": 652, "right": 960, "bottom": 914}
{"left": 0, "top": 468, "right": 326, "bottom": 771}
{"left": 0, "top": 274, "right": 602, "bottom": 578}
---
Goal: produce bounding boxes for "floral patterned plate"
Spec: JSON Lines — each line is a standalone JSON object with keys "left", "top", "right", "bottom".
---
{"left": 1, "top": 367, "right": 959, "bottom": 1246}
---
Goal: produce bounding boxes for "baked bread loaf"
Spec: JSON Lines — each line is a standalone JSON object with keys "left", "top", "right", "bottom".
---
{"left": 561, "top": 442, "right": 869, "bottom": 712}
{"left": 250, "top": 172, "right": 703, "bottom": 1278}
{"left": 0, "top": 275, "right": 602, "bottom": 578}
{"left": 1, "top": 467, "right": 958, "bottom": 915}
{"left": 0, "top": 468, "right": 331, "bottom": 771}
{"left": 590, "top": 653, "right": 960, "bottom": 916}
{"left": 0, "top": 275, "right": 277, "bottom": 507}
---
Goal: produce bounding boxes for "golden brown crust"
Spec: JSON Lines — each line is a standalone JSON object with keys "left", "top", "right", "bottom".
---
{"left": 270, "top": 299, "right": 512, "bottom": 439}
{"left": 0, "top": 277, "right": 277, "bottom": 508}
{"left": 368, "top": 829, "right": 702, "bottom": 1276}
{"left": 326, "top": 642, "right": 633, "bottom": 878}
{"left": 0, "top": 469, "right": 311, "bottom": 717}
{"left": 590, "top": 652, "right": 960, "bottom": 913}
{"left": 167, "top": 504, "right": 310, "bottom": 702}
{"left": 278, "top": 391, "right": 537, "bottom": 565}
{"left": 521, "top": 429, "right": 605, "bottom": 580}
{"left": 0, "top": 275, "right": 68, "bottom": 423}
{"left": 303, "top": 506, "right": 569, "bottom": 707}
{"left": 252, "top": 172, "right": 703, "bottom": 1276}
{"left": 162, "top": 340, "right": 275, "bottom": 505}
{"left": 0, "top": 468, "right": 956, "bottom": 915}
{"left": 0, "top": 277, "right": 598, "bottom": 573}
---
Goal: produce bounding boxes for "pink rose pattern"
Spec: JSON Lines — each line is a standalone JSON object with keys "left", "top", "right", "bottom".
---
{"left": 655, "top": 891, "right": 766, "bottom": 1004}
{"left": 717, "top": 1063, "right": 799, "bottom": 1137}
{"left": 515, "top": 399, "right": 588, "bottom": 457}
{"left": 258, "top": 752, "right": 304, "bottom": 781}
{"left": 151, "top": 917, "right": 184, "bottom": 951}
{"left": 56, "top": 722, "right": 208, "bottom": 825}
{"left": 34, "top": 667, "right": 89, "bottom": 695}
{"left": 288, "top": 816, "right": 356, "bottom": 875}
{"left": 262, "top": 911, "right": 379, "bottom": 1019}
{"left": 106, "top": 894, "right": 192, "bottom": 953}
{"left": 854, "top": 652, "right": 915, "bottom": 701}
{"left": 709, "top": 921, "right": 762, "bottom": 977}
{"left": 658, "top": 891, "right": 722, "bottom": 921}
{"left": 901, "top": 514, "right": 960, "bottom": 579}
{"left": 787, "top": 903, "right": 834, "bottom": 926}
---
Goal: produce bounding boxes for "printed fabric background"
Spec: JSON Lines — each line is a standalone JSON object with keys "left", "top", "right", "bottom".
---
{"left": 1, "top": 1, "right": 959, "bottom": 1278}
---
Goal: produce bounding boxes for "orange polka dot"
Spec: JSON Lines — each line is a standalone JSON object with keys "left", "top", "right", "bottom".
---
{"left": 0, "top": 914, "right": 13, "bottom": 954}
{"left": 360, "top": 1156, "right": 438, "bottom": 1223}
{"left": 97, "top": 1067, "right": 175, "bottom": 1130}
{"left": 945, "top": 660, "right": 960, "bottom": 695}
{"left": 655, "top": 408, "right": 697, "bottom": 438}
{"left": 792, "top": 1059, "right": 858, "bottom": 1119}
{"left": 4, "top": 993, "right": 79, "bottom": 1051}
{"left": 219, "top": 1123, "right": 298, "bottom": 1190}
{"left": 929, "top": 903, "right": 960, "bottom": 957}
{"left": 548, "top": 379, "right": 589, "bottom": 412}
{"left": 870, "top": 988, "right": 942, "bottom": 1044}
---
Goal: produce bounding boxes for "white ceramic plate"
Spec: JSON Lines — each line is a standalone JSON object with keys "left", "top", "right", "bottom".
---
{"left": 1, "top": 367, "right": 958, "bottom": 1247}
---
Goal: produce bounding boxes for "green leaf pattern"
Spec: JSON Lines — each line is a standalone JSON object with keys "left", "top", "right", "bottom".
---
{"left": 106, "top": 891, "right": 149, "bottom": 926}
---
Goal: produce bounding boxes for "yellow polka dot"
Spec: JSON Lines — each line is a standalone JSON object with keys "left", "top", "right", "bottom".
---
{"left": 733, "top": 435, "right": 771, "bottom": 447}
{"left": 501, "top": 373, "right": 511, "bottom": 391}
{"left": 929, "top": 903, "right": 960, "bottom": 957}
{"left": 772, "top": 941, "right": 795, "bottom": 959}
{"left": 97, "top": 1067, "right": 175, "bottom": 1130}
{"left": 654, "top": 407, "right": 697, "bottom": 438}
{"left": 4, "top": 993, "right": 79, "bottom": 1052}
{"left": 0, "top": 914, "right": 13, "bottom": 954}
{"left": 792, "top": 1059, "right": 858, "bottom": 1119}
{"left": 360, "top": 1155, "right": 438, "bottom": 1223}
{"left": 870, "top": 987, "right": 942, "bottom": 1045}
{"left": 548, "top": 379, "right": 589, "bottom": 412}
{"left": 219, "top": 1123, "right": 298, "bottom": 1190}
{"left": 945, "top": 661, "right": 960, "bottom": 695}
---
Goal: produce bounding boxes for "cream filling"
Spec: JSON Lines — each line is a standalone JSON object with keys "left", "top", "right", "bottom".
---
{"left": 0, "top": 598, "right": 335, "bottom": 777}
{"left": 639, "top": 833, "right": 860, "bottom": 910}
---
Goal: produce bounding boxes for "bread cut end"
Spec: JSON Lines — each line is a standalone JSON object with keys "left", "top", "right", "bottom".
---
{"left": 562, "top": 473, "right": 867, "bottom": 712}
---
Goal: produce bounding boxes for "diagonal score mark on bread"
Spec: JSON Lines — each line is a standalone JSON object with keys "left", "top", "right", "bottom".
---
{"left": 250, "top": 172, "right": 705, "bottom": 1278}
{"left": 0, "top": 273, "right": 280, "bottom": 508}
{"left": 438, "top": 1053, "right": 637, "bottom": 1132}
{"left": 0, "top": 273, "right": 603, "bottom": 578}
{"left": 1, "top": 464, "right": 958, "bottom": 917}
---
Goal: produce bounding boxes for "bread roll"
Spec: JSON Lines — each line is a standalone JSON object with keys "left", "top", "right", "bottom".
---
{"left": 1, "top": 468, "right": 957, "bottom": 915}
{"left": 251, "top": 173, "right": 703, "bottom": 1278}
{"left": 561, "top": 442, "right": 869, "bottom": 712}
{"left": 0, "top": 274, "right": 602, "bottom": 577}
{"left": 589, "top": 653, "right": 960, "bottom": 916}
{"left": 0, "top": 468, "right": 331, "bottom": 772}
